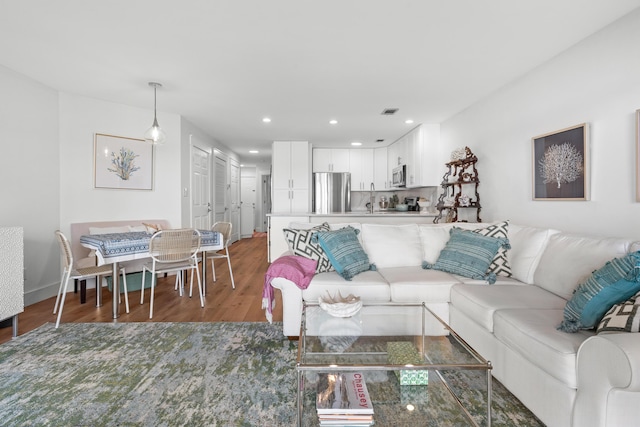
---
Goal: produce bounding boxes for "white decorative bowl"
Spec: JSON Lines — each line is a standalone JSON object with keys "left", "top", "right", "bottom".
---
{"left": 318, "top": 291, "right": 363, "bottom": 317}
{"left": 395, "top": 204, "right": 408, "bottom": 211}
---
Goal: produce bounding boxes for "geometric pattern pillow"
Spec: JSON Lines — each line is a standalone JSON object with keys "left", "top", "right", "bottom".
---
{"left": 597, "top": 294, "right": 640, "bottom": 333}
{"left": 558, "top": 251, "right": 640, "bottom": 333}
{"left": 423, "top": 227, "right": 509, "bottom": 284}
{"left": 473, "top": 221, "right": 511, "bottom": 277}
{"left": 283, "top": 222, "right": 333, "bottom": 273}
{"left": 473, "top": 221, "right": 512, "bottom": 277}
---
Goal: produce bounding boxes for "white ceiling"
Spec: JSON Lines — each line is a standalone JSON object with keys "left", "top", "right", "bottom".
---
{"left": 1, "top": 1, "right": 639, "bottom": 165}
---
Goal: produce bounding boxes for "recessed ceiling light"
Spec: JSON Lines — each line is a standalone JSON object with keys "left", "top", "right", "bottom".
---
{"left": 405, "top": 119, "right": 414, "bottom": 124}
{"left": 351, "top": 142, "right": 362, "bottom": 146}
{"left": 249, "top": 150, "right": 259, "bottom": 154}
{"left": 262, "top": 117, "right": 271, "bottom": 123}
{"left": 329, "top": 119, "right": 338, "bottom": 125}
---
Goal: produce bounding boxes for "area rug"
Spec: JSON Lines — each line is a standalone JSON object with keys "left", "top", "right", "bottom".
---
{"left": 0, "top": 322, "right": 544, "bottom": 426}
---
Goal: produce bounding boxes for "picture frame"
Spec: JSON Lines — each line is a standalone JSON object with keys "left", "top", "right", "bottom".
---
{"left": 94, "top": 133, "right": 153, "bottom": 190}
{"left": 636, "top": 110, "right": 640, "bottom": 202}
{"left": 532, "top": 123, "right": 589, "bottom": 201}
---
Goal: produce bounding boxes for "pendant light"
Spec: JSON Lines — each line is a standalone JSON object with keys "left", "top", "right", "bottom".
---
{"left": 144, "top": 82, "right": 166, "bottom": 144}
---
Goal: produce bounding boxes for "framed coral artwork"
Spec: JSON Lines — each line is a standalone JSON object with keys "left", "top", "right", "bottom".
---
{"left": 636, "top": 110, "right": 640, "bottom": 202}
{"left": 532, "top": 123, "right": 589, "bottom": 201}
{"left": 94, "top": 133, "right": 154, "bottom": 190}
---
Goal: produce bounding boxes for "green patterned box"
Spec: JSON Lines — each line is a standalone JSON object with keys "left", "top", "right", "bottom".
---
{"left": 387, "top": 341, "right": 428, "bottom": 385}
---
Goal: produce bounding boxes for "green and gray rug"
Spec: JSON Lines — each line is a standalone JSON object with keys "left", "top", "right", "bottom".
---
{"left": 0, "top": 322, "right": 544, "bottom": 426}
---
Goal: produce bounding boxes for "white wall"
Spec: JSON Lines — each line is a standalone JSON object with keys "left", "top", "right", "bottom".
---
{"left": 59, "top": 93, "right": 183, "bottom": 233}
{"left": 440, "top": 8, "right": 640, "bottom": 240}
{"left": 0, "top": 65, "right": 60, "bottom": 304}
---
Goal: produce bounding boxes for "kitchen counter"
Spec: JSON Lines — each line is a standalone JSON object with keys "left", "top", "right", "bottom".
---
{"left": 267, "top": 211, "right": 437, "bottom": 261}
{"left": 268, "top": 211, "right": 437, "bottom": 217}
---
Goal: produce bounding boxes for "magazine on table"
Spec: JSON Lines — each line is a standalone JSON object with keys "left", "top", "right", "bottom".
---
{"left": 316, "top": 372, "right": 374, "bottom": 415}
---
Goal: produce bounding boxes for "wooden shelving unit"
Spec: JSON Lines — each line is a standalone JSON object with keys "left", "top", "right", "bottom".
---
{"left": 434, "top": 147, "right": 482, "bottom": 223}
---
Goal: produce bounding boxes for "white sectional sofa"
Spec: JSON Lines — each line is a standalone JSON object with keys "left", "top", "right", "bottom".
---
{"left": 268, "top": 221, "right": 640, "bottom": 427}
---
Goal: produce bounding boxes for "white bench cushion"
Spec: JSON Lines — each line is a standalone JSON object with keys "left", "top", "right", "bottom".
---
{"left": 493, "top": 308, "right": 594, "bottom": 388}
{"left": 380, "top": 266, "right": 462, "bottom": 303}
{"left": 301, "top": 270, "right": 391, "bottom": 302}
{"left": 451, "top": 284, "right": 566, "bottom": 332}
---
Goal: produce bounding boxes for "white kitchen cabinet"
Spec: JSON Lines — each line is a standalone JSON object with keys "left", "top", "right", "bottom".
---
{"left": 272, "top": 141, "right": 311, "bottom": 213}
{"left": 374, "top": 147, "right": 389, "bottom": 190}
{"left": 312, "top": 148, "right": 350, "bottom": 172}
{"left": 349, "top": 148, "right": 374, "bottom": 191}
{"left": 406, "top": 124, "right": 441, "bottom": 188}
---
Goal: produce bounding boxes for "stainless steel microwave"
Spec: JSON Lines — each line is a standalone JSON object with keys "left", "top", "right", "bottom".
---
{"left": 392, "top": 164, "right": 406, "bottom": 187}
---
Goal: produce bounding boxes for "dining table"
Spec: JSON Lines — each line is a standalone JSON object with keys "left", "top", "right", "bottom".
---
{"left": 80, "top": 229, "right": 223, "bottom": 319}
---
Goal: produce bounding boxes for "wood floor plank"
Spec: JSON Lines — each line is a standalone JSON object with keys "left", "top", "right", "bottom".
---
{"left": 0, "top": 235, "right": 282, "bottom": 345}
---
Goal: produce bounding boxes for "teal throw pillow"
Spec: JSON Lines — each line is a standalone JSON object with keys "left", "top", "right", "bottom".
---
{"left": 558, "top": 251, "right": 640, "bottom": 333}
{"left": 312, "top": 227, "right": 375, "bottom": 281}
{"left": 422, "top": 227, "right": 509, "bottom": 284}
{"left": 580, "top": 277, "right": 640, "bottom": 328}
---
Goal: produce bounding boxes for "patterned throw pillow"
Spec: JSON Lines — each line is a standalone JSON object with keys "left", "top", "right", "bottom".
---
{"left": 473, "top": 221, "right": 512, "bottom": 277}
{"left": 597, "top": 293, "right": 640, "bottom": 333}
{"left": 558, "top": 251, "right": 640, "bottom": 333}
{"left": 283, "top": 223, "right": 333, "bottom": 273}
{"left": 313, "top": 227, "right": 375, "bottom": 281}
{"left": 423, "top": 227, "right": 509, "bottom": 284}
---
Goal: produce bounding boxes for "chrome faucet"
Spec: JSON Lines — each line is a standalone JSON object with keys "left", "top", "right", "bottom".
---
{"left": 369, "top": 182, "right": 375, "bottom": 213}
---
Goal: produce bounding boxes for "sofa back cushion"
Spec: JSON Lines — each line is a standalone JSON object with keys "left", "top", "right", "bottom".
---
{"left": 507, "top": 224, "right": 559, "bottom": 284}
{"left": 534, "top": 232, "right": 635, "bottom": 300}
{"left": 361, "top": 223, "right": 422, "bottom": 268}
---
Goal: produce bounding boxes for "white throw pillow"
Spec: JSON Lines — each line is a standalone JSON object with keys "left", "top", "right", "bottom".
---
{"left": 361, "top": 223, "right": 422, "bottom": 268}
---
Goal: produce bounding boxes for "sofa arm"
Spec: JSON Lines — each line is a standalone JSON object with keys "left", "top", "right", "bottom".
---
{"left": 573, "top": 334, "right": 640, "bottom": 427}
{"left": 270, "top": 277, "right": 304, "bottom": 337}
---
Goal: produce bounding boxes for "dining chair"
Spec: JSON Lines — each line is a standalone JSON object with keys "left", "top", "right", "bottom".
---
{"left": 53, "top": 230, "right": 129, "bottom": 328}
{"left": 206, "top": 222, "right": 235, "bottom": 289}
{"left": 140, "top": 228, "right": 204, "bottom": 318}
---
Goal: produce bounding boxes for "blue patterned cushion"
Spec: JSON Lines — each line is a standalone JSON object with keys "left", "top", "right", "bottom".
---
{"left": 423, "top": 227, "right": 509, "bottom": 284}
{"left": 558, "top": 251, "right": 640, "bottom": 333}
{"left": 312, "top": 227, "right": 375, "bottom": 281}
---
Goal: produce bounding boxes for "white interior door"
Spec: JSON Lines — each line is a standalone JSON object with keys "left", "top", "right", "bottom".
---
{"left": 214, "top": 153, "right": 228, "bottom": 224}
{"left": 191, "top": 144, "right": 212, "bottom": 229}
{"left": 241, "top": 174, "right": 256, "bottom": 238}
{"left": 229, "top": 159, "right": 240, "bottom": 243}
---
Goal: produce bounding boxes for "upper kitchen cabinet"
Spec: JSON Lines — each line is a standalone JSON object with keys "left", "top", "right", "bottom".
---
{"left": 349, "top": 148, "right": 374, "bottom": 191}
{"left": 388, "top": 124, "right": 441, "bottom": 188}
{"left": 374, "top": 147, "right": 390, "bottom": 190}
{"left": 406, "top": 124, "right": 440, "bottom": 188}
{"left": 272, "top": 141, "right": 311, "bottom": 213}
{"left": 312, "top": 148, "right": 350, "bottom": 172}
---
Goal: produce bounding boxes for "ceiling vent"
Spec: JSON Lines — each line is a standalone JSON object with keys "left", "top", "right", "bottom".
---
{"left": 375, "top": 139, "right": 385, "bottom": 143}
{"left": 381, "top": 108, "right": 398, "bottom": 115}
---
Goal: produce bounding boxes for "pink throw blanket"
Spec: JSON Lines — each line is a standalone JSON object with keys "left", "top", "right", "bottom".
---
{"left": 262, "top": 255, "right": 317, "bottom": 323}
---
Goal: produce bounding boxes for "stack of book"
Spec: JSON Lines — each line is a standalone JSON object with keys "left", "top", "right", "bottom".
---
{"left": 316, "top": 372, "right": 374, "bottom": 426}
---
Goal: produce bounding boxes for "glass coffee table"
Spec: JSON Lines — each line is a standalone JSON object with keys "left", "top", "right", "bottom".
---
{"left": 296, "top": 302, "right": 492, "bottom": 426}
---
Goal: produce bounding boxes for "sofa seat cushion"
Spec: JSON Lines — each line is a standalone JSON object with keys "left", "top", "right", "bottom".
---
{"left": 453, "top": 275, "right": 523, "bottom": 286}
{"left": 301, "top": 270, "right": 391, "bottom": 302}
{"left": 493, "top": 308, "right": 594, "bottom": 388}
{"left": 451, "top": 284, "right": 567, "bottom": 332}
{"left": 379, "top": 266, "right": 462, "bottom": 304}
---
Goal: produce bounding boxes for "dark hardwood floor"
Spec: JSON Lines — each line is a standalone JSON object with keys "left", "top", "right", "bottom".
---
{"left": 0, "top": 235, "right": 282, "bottom": 345}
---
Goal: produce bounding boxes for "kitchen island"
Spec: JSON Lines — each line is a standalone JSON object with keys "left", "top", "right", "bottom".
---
{"left": 267, "top": 211, "right": 437, "bottom": 261}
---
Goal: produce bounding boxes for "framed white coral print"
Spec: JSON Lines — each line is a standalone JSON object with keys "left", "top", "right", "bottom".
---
{"left": 636, "top": 110, "right": 640, "bottom": 202}
{"left": 94, "top": 133, "right": 153, "bottom": 190}
{"left": 532, "top": 123, "right": 589, "bottom": 201}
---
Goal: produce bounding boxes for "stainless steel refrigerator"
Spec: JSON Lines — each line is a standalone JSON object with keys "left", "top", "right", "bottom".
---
{"left": 313, "top": 172, "right": 351, "bottom": 213}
